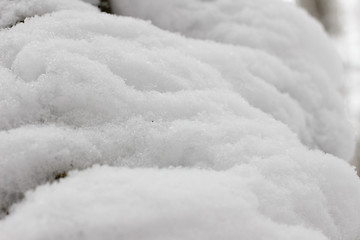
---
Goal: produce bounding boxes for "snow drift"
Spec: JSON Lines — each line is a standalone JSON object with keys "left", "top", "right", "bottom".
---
{"left": 112, "top": 0, "right": 355, "bottom": 161}
{"left": 2, "top": 164, "right": 360, "bottom": 240}
{"left": 0, "top": 0, "right": 360, "bottom": 240}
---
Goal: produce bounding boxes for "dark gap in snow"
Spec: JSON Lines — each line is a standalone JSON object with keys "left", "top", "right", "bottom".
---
{"left": 54, "top": 171, "right": 68, "bottom": 181}
{"left": 98, "top": 0, "right": 113, "bottom": 14}
{"left": 6, "top": 17, "right": 25, "bottom": 29}
{"left": 0, "top": 171, "right": 69, "bottom": 220}
{"left": 1, "top": 207, "right": 9, "bottom": 216}
{"left": 0, "top": 191, "right": 24, "bottom": 219}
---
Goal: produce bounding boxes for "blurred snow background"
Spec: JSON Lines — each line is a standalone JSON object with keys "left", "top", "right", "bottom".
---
{"left": 292, "top": 0, "right": 360, "bottom": 170}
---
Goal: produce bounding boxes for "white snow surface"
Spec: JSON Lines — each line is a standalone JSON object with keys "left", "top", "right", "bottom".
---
{"left": 0, "top": 0, "right": 360, "bottom": 240}
{"left": 2, "top": 164, "right": 360, "bottom": 240}
{"left": 0, "top": 0, "right": 99, "bottom": 29}
{"left": 112, "top": 0, "right": 355, "bottom": 161}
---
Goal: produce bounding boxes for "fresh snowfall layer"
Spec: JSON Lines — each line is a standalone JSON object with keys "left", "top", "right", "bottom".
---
{"left": 0, "top": 1, "right": 360, "bottom": 240}
{"left": 112, "top": 0, "right": 355, "bottom": 161}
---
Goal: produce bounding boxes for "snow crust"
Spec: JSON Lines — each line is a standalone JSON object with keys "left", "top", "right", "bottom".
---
{"left": 0, "top": 0, "right": 360, "bottom": 240}
{"left": 112, "top": 0, "right": 355, "bottom": 161}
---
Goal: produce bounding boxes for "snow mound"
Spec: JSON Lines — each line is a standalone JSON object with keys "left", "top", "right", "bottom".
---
{"left": 2, "top": 164, "right": 359, "bottom": 240}
{"left": 0, "top": 9, "right": 303, "bottom": 213}
{"left": 112, "top": 0, "right": 355, "bottom": 161}
{"left": 0, "top": 0, "right": 360, "bottom": 240}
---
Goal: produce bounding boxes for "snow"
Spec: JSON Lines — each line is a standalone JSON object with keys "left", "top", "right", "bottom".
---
{"left": 0, "top": 0, "right": 360, "bottom": 239}
{"left": 2, "top": 165, "right": 356, "bottom": 240}
{"left": 0, "top": 0, "right": 99, "bottom": 29}
{"left": 111, "top": 0, "right": 355, "bottom": 161}
{"left": 330, "top": 0, "right": 360, "bottom": 169}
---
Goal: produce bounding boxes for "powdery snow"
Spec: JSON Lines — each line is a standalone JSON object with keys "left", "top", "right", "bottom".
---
{"left": 2, "top": 165, "right": 358, "bottom": 240}
{"left": 0, "top": 0, "right": 359, "bottom": 240}
{"left": 0, "top": 0, "right": 99, "bottom": 29}
{"left": 111, "top": 0, "right": 355, "bottom": 161}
